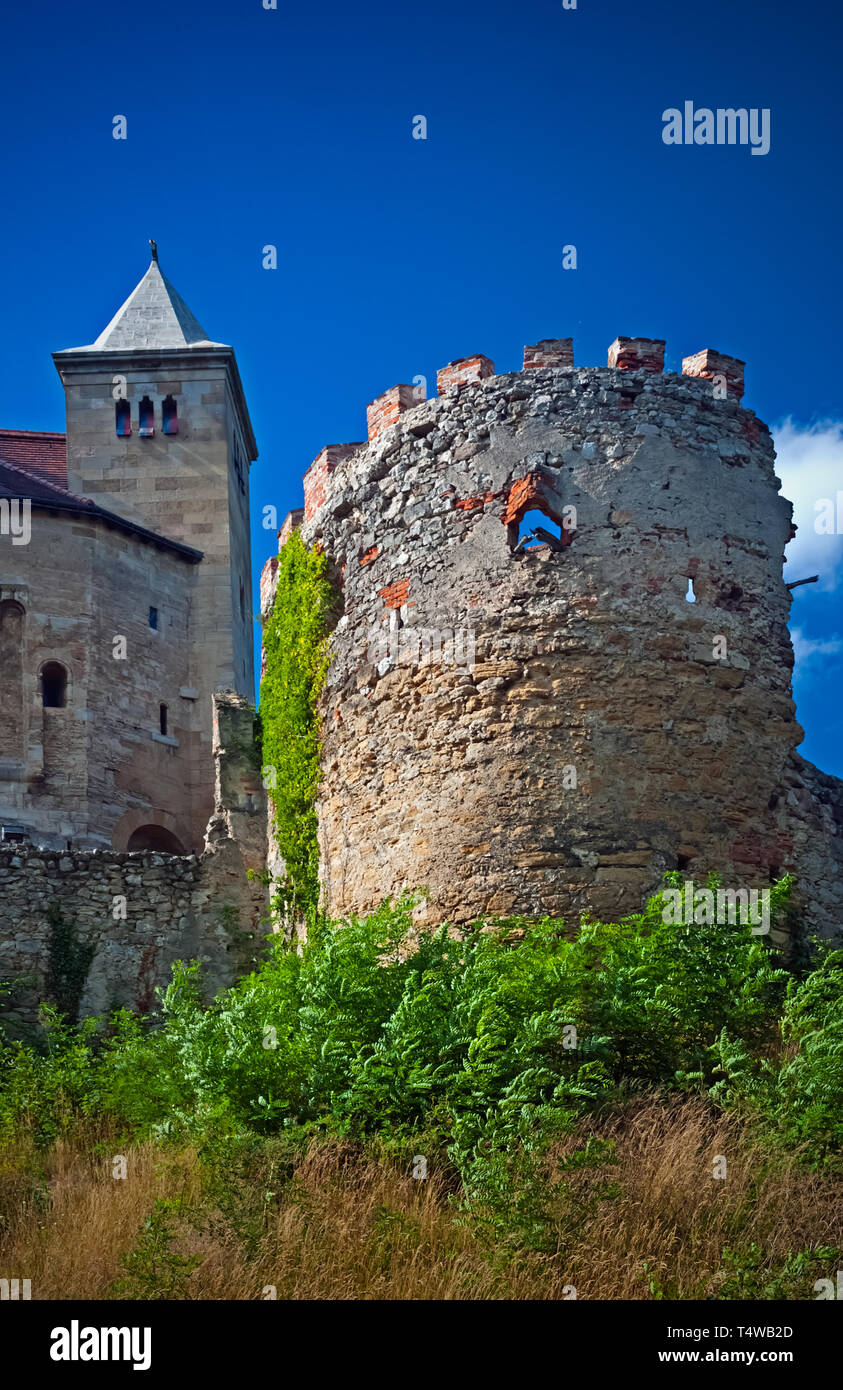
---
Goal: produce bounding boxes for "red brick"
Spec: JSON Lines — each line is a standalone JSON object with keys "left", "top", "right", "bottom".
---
{"left": 378, "top": 578, "right": 410, "bottom": 609}
{"left": 302, "top": 444, "right": 360, "bottom": 521}
{"left": 437, "top": 355, "right": 494, "bottom": 394}
{"left": 607, "top": 337, "right": 665, "bottom": 372}
{"left": 455, "top": 491, "right": 496, "bottom": 511}
{"left": 0, "top": 428, "right": 67, "bottom": 488}
{"left": 682, "top": 348, "right": 745, "bottom": 401}
{"left": 366, "top": 385, "right": 418, "bottom": 441}
{"left": 523, "top": 339, "right": 573, "bottom": 370}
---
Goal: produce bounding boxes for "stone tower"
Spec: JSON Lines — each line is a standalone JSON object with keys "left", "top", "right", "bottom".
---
{"left": 0, "top": 249, "right": 261, "bottom": 853}
{"left": 262, "top": 336, "right": 843, "bottom": 942}
{"left": 53, "top": 251, "right": 256, "bottom": 701}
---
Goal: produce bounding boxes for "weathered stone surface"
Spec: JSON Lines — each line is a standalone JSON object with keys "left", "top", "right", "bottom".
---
{"left": 0, "top": 693, "right": 267, "bottom": 1031}
{"left": 261, "top": 346, "right": 843, "bottom": 941}
{"left": 1, "top": 256, "right": 257, "bottom": 855}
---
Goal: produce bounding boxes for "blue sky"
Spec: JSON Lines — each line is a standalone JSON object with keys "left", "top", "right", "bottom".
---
{"left": 1, "top": 0, "right": 840, "bottom": 774}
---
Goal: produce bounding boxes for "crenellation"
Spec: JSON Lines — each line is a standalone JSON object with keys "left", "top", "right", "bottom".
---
{"left": 437, "top": 355, "right": 496, "bottom": 393}
{"left": 262, "top": 331, "right": 843, "bottom": 943}
{"left": 683, "top": 348, "right": 746, "bottom": 400}
{"left": 523, "top": 339, "right": 574, "bottom": 370}
{"left": 366, "top": 386, "right": 419, "bottom": 441}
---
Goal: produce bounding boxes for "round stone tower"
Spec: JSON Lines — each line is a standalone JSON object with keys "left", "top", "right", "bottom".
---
{"left": 262, "top": 336, "right": 843, "bottom": 940}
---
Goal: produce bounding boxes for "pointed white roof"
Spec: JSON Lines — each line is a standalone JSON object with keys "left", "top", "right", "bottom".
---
{"left": 72, "top": 258, "right": 227, "bottom": 352}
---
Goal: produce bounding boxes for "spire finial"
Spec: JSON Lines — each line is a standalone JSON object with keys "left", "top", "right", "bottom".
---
{"left": 149, "top": 238, "right": 158, "bottom": 264}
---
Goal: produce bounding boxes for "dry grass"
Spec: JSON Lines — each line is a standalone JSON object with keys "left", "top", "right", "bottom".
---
{"left": 1, "top": 1099, "right": 840, "bottom": 1301}
{"left": 0, "top": 1124, "right": 199, "bottom": 1300}
{"left": 554, "top": 1097, "right": 843, "bottom": 1298}
{"left": 189, "top": 1142, "right": 558, "bottom": 1300}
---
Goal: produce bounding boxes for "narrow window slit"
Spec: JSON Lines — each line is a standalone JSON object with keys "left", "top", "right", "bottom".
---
{"left": 115, "top": 398, "right": 131, "bottom": 436}
{"left": 41, "top": 662, "right": 67, "bottom": 708}
{"left": 162, "top": 396, "right": 178, "bottom": 435}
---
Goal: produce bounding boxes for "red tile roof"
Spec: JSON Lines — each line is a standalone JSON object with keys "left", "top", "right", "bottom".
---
{"left": 0, "top": 456, "right": 203, "bottom": 564}
{"left": 0, "top": 429, "right": 67, "bottom": 488}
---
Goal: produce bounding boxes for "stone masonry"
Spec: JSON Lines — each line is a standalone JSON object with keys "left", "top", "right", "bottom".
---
{"left": 262, "top": 335, "right": 843, "bottom": 943}
{"left": 0, "top": 692, "right": 268, "bottom": 1034}
{"left": 1, "top": 253, "right": 257, "bottom": 855}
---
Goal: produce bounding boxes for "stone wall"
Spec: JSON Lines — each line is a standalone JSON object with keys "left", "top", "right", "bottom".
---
{"left": 0, "top": 691, "right": 268, "bottom": 1034}
{"left": 0, "top": 509, "right": 203, "bottom": 851}
{"left": 38, "top": 339, "right": 258, "bottom": 848}
{"left": 262, "top": 335, "right": 843, "bottom": 944}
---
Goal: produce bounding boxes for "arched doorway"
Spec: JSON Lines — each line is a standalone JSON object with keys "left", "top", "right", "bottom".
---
{"left": 126, "top": 825, "right": 187, "bottom": 854}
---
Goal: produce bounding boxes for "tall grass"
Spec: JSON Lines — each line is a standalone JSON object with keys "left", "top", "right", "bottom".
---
{"left": 1, "top": 876, "right": 841, "bottom": 1300}
{"left": 1, "top": 1100, "right": 840, "bottom": 1301}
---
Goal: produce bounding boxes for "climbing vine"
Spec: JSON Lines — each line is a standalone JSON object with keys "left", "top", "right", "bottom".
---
{"left": 45, "top": 903, "right": 96, "bottom": 1023}
{"left": 259, "top": 530, "right": 335, "bottom": 918}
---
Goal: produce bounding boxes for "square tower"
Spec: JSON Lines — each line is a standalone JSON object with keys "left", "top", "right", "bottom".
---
{"left": 51, "top": 249, "right": 258, "bottom": 846}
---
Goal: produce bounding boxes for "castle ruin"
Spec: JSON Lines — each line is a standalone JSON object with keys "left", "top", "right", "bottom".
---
{"left": 262, "top": 336, "right": 843, "bottom": 943}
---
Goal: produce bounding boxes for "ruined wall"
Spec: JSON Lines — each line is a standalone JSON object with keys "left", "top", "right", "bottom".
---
{"left": 262, "top": 337, "right": 843, "bottom": 943}
{"left": 0, "top": 692, "right": 268, "bottom": 1033}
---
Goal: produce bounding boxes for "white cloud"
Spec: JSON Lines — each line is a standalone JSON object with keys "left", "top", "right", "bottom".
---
{"left": 773, "top": 418, "right": 843, "bottom": 592}
{"left": 790, "top": 627, "right": 843, "bottom": 667}
{"left": 779, "top": 422, "right": 840, "bottom": 597}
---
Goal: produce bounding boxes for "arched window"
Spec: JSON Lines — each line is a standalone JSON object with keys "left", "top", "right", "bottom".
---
{"left": 513, "top": 507, "right": 564, "bottom": 551}
{"left": 115, "top": 398, "right": 131, "bottom": 436}
{"left": 162, "top": 395, "right": 178, "bottom": 435}
{"left": 504, "top": 475, "right": 574, "bottom": 556}
{"left": 40, "top": 661, "right": 68, "bottom": 708}
{"left": 139, "top": 396, "right": 155, "bottom": 437}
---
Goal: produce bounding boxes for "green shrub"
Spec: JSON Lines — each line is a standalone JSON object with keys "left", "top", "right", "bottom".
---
{"left": 713, "top": 946, "right": 843, "bottom": 1161}
{"left": 4, "top": 870, "right": 837, "bottom": 1256}
{"left": 259, "top": 530, "right": 335, "bottom": 918}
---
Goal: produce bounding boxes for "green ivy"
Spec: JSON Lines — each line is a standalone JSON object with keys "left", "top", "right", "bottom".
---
{"left": 259, "top": 530, "right": 335, "bottom": 918}
{"left": 44, "top": 903, "right": 96, "bottom": 1024}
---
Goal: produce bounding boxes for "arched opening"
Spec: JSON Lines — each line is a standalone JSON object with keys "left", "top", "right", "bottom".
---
{"left": 138, "top": 396, "right": 155, "bottom": 437}
{"left": 162, "top": 395, "right": 178, "bottom": 435}
{"left": 126, "top": 825, "right": 187, "bottom": 854}
{"left": 115, "top": 398, "right": 131, "bottom": 436}
{"left": 40, "top": 661, "right": 68, "bottom": 708}
{"left": 513, "top": 507, "right": 564, "bottom": 551}
{"left": 504, "top": 474, "right": 574, "bottom": 556}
